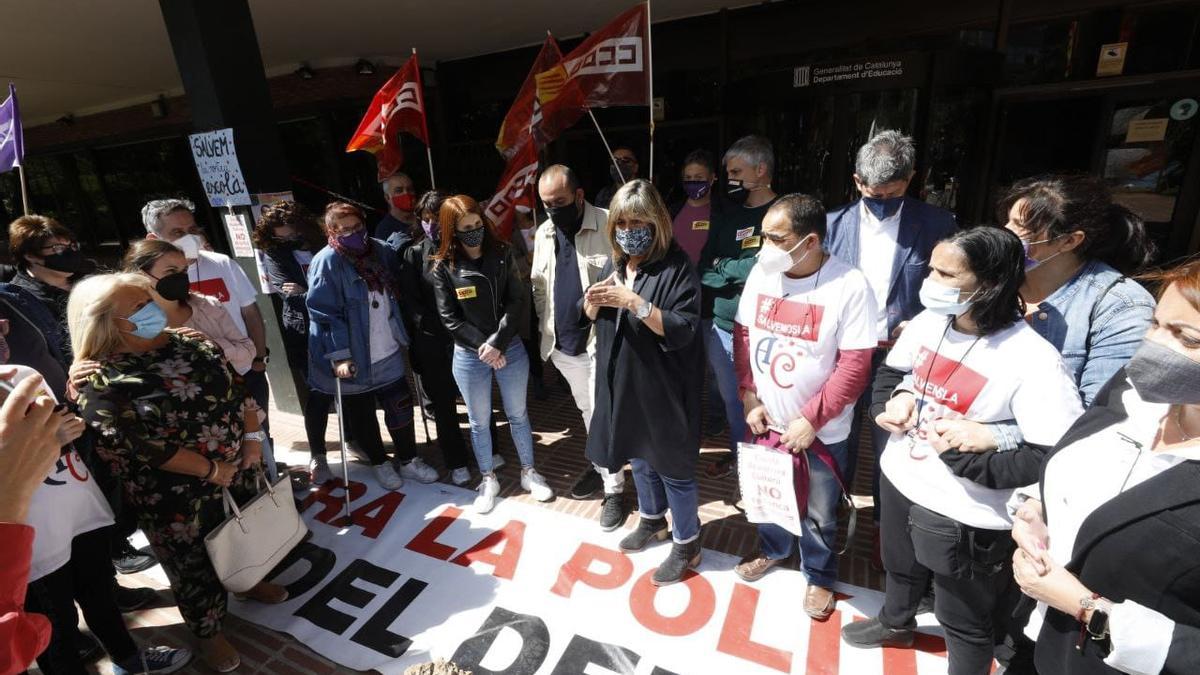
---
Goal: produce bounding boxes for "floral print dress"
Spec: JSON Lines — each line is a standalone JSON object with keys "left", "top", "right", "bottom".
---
{"left": 77, "top": 333, "right": 256, "bottom": 638}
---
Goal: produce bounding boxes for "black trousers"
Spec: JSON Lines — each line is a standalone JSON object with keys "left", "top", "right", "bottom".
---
{"left": 25, "top": 527, "right": 137, "bottom": 674}
{"left": 411, "top": 336, "right": 471, "bottom": 471}
{"left": 307, "top": 381, "right": 416, "bottom": 466}
{"left": 878, "top": 475, "right": 1020, "bottom": 675}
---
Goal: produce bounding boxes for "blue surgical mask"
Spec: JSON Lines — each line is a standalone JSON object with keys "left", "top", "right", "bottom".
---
{"left": 615, "top": 226, "right": 654, "bottom": 256}
{"left": 919, "top": 278, "right": 979, "bottom": 317}
{"left": 862, "top": 195, "right": 904, "bottom": 220}
{"left": 123, "top": 301, "right": 168, "bottom": 339}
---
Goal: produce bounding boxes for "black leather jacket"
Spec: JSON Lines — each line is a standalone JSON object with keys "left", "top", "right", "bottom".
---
{"left": 431, "top": 245, "right": 527, "bottom": 351}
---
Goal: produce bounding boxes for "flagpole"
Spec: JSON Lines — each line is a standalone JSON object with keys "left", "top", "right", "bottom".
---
{"left": 413, "top": 47, "right": 437, "bottom": 189}
{"left": 16, "top": 164, "right": 29, "bottom": 216}
{"left": 425, "top": 146, "right": 437, "bottom": 189}
{"left": 645, "top": 0, "right": 655, "bottom": 181}
{"left": 588, "top": 109, "right": 626, "bottom": 186}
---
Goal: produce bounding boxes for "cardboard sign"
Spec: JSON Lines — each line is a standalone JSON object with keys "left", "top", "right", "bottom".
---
{"left": 737, "top": 442, "right": 805, "bottom": 537}
{"left": 189, "top": 129, "right": 251, "bottom": 207}
{"left": 223, "top": 213, "right": 256, "bottom": 258}
{"left": 1097, "top": 42, "right": 1128, "bottom": 77}
{"left": 1125, "top": 118, "right": 1169, "bottom": 144}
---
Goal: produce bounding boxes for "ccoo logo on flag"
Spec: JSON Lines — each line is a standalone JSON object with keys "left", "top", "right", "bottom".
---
{"left": 565, "top": 37, "right": 643, "bottom": 78}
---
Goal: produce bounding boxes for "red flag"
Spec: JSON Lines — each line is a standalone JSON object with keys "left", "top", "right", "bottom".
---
{"left": 496, "top": 35, "right": 563, "bottom": 159}
{"left": 536, "top": 4, "right": 649, "bottom": 142}
{"left": 346, "top": 53, "right": 431, "bottom": 181}
{"left": 484, "top": 142, "right": 539, "bottom": 240}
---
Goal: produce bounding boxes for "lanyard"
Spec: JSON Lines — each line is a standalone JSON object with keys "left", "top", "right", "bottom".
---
{"left": 908, "top": 318, "right": 982, "bottom": 459}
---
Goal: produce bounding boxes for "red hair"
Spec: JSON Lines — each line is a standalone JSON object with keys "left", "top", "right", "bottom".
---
{"left": 432, "top": 195, "right": 502, "bottom": 266}
{"left": 322, "top": 202, "right": 366, "bottom": 232}
{"left": 1142, "top": 257, "right": 1200, "bottom": 312}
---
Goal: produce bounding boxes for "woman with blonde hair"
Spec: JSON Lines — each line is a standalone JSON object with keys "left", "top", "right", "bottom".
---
{"left": 69, "top": 273, "right": 286, "bottom": 672}
{"left": 583, "top": 179, "right": 705, "bottom": 585}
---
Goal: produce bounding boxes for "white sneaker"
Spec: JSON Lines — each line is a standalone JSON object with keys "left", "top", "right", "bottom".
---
{"left": 474, "top": 475, "right": 501, "bottom": 514}
{"left": 491, "top": 453, "right": 506, "bottom": 470}
{"left": 309, "top": 457, "right": 333, "bottom": 485}
{"left": 397, "top": 457, "right": 439, "bottom": 484}
{"left": 372, "top": 463, "right": 404, "bottom": 490}
{"left": 521, "top": 468, "right": 554, "bottom": 502}
{"left": 451, "top": 467, "right": 471, "bottom": 486}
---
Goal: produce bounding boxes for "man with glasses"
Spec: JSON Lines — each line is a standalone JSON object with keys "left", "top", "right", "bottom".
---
{"left": 595, "top": 145, "right": 639, "bottom": 209}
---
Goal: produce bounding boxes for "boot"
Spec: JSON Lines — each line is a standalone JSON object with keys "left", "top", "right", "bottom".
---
{"left": 618, "top": 515, "right": 668, "bottom": 552}
{"left": 652, "top": 539, "right": 702, "bottom": 586}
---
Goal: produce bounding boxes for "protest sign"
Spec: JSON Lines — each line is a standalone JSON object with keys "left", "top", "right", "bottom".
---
{"left": 189, "top": 128, "right": 252, "bottom": 207}
{"left": 738, "top": 442, "right": 806, "bottom": 537}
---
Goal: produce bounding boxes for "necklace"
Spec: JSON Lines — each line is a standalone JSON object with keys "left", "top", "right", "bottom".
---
{"left": 909, "top": 318, "right": 982, "bottom": 459}
{"left": 1174, "top": 406, "right": 1196, "bottom": 443}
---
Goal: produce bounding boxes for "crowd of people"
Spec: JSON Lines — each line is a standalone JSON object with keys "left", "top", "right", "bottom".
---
{"left": 0, "top": 128, "right": 1198, "bottom": 675}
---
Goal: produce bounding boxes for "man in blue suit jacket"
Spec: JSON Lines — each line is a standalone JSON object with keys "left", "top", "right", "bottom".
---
{"left": 824, "top": 130, "right": 957, "bottom": 528}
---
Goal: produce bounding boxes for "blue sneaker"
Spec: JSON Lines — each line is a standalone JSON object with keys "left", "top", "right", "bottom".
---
{"left": 112, "top": 646, "right": 193, "bottom": 675}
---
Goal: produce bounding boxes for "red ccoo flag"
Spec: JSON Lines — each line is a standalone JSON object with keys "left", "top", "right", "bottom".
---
{"left": 496, "top": 34, "right": 563, "bottom": 160}
{"left": 346, "top": 53, "right": 431, "bottom": 181}
{"left": 535, "top": 3, "right": 649, "bottom": 142}
{"left": 484, "top": 142, "right": 539, "bottom": 240}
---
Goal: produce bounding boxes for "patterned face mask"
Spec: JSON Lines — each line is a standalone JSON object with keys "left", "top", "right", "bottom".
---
{"left": 615, "top": 226, "right": 653, "bottom": 256}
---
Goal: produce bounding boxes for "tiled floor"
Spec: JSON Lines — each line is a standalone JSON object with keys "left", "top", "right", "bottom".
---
{"left": 53, "top": 366, "right": 884, "bottom": 674}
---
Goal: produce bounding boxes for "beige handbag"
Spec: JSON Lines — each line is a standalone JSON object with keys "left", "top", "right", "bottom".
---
{"left": 204, "top": 468, "right": 307, "bottom": 593}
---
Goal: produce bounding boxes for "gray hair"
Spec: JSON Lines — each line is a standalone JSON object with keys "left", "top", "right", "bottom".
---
{"left": 141, "top": 198, "right": 195, "bottom": 233}
{"left": 723, "top": 135, "right": 774, "bottom": 178}
{"left": 855, "top": 130, "right": 916, "bottom": 187}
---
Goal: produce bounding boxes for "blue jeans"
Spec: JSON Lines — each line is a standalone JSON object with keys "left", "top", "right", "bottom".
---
{"left": 704, "top": 321, "right": 746, "bottom": 453}
{"left": 757, "top": 439, "right": 849, "bottom": 588}
{"left": 451, "top": 341, "right": 535, "bottom": 473}
{"left": 630, "top": 458, "right": 700, "bottom": 544}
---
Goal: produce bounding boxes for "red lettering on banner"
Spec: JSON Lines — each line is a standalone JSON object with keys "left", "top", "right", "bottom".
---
{"left": 910, "top": 346, "right": 987, "bottom": 415}
{"left": 349, "top": 492, "right": 404, "bottom": 539}
{"left": 451, "top": 520, "right": 526, "bottom": 580}
{"left": 628, "top": 569, "right": 715, "bottom": 637}
{"left": 755, "top": 294, "right": 824, "bottom": 341}
{"left": 299, "top": 479, "right": 367, "bottom": 524}
{"left": 804, "top": 609, "right": 841, "bottom": 675}
{"left": 550, "top": 543, "right": 633, "bottom": 597}
{"left": 716, "top": 583, "right": 792, "bottom": 673}
{"left": 190, "top": 277, "right": 231, "bottom": 303}
{"left": 405, "top": 505, "right": 461, "bottom": 560}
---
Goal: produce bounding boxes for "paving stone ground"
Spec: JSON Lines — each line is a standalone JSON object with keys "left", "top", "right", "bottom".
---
{"left": 46, "top": 366, "right": 884, "bottom": 674}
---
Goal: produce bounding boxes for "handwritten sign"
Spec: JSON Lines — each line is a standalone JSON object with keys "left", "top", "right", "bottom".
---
{"left": 189, "top": 129, "right": 251, "bottom": 207}
{"left": 738, "top": 442, "right": 805, "bottom": 537}
{"left": 223, "top": 213, "right": 255, "bottom": 258}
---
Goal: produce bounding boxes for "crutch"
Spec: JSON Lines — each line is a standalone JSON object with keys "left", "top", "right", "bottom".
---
{"left": 413, "top": 372, "right": 431, "bottom": 441}
{"left": 331, "top": 360, "right": 353, "bottom": 526}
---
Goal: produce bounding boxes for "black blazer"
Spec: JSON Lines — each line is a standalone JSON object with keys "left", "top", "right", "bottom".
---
{"left": 1035, "top": 369, "right": 1200, "bottom": 675}
{"left": 430, "top": 245, "right": 527, "bottom": 352}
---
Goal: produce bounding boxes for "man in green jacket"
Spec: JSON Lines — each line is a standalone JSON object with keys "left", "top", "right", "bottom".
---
{"left": 698, "top": 135, "right": 779, "bottom": 477}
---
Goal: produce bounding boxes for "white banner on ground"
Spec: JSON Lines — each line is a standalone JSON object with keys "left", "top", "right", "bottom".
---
{"left": 225, "top": 463, "right": 953, "bottom": 674}
{"left": 738, "top": 442, "right": 805, "bottom": 537}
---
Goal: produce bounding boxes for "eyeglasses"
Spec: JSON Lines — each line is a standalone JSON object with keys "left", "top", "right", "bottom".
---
{"left": 39, "top": 242, "right": 80, "bottom": 255}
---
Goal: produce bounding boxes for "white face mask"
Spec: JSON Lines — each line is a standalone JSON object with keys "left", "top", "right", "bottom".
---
{"left": 757, "top": 235, "right": 812, "bottom": 276}
{"left": 171, "top": 233, "right": 203, "bottom": 261}
{"left": 919, "top": 277, "right": 979, "bottom": 317}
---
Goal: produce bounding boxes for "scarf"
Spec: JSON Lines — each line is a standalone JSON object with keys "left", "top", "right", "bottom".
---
{"left": 327, "top": 234, "right": 402, "bottom": 301}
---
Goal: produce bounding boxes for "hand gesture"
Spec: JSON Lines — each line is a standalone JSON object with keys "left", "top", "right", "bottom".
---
{"left": 876, "top": 392, "right": 918, "bottom": 433}
{"left": 780, "top": 416, "right": 817, "bottom": 454}
{"left": 334, "top": 360, "right": 356, "bottom": 379}
{"left": 0, "top": 372, "right": 66, "bottom": 523}
{"left": 929, "top": 419, "right": 996, "bottom": 454}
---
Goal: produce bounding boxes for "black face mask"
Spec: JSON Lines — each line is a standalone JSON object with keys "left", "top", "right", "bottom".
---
{"left": 610, "top": 160, "right": 635, "bottom": 184}
{"left": 155, "top": 271, "right": 191, "bottom": 303}
{"left": 41, "top": 248, "right": 84, "bottom": 274}
{"left": 726, "top": 179, "right": 750, "bottom": 206}
{"left": 547, "top": 200, "right": 582, "bottom": 231}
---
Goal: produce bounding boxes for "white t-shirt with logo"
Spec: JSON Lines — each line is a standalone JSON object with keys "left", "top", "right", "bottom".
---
{"left": 187, "top": 250, "right": 259, "bottom": 337}
{"left": 879, "top": 310, "right": 1084, "bottom": 529}
{"left": 735, "top": 255, "right": 879, "bottom": 444}
{"left": 19, "top": 365, "right": 115, "bottom": 582}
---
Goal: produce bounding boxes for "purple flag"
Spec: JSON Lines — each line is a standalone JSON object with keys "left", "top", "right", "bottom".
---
{"left": 0, "top": 84, "right": 25, "bottom": 174}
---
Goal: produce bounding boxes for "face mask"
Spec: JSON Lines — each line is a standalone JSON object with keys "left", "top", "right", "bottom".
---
{"left": 1022, "top": 235, "right": 1065, "bottom": 272}
{"left": 919, "top": 277, "right": 979, "bottom": 317}
{"left": 456, "top": 226, "right": 485, "bottom": 248}
{"left": 615, "top": 226, "right": 654, "bottom": 256}
{"left": 757, "top": 236, "right": 812, "bottom": 276}
{"left": 862, "top": 195, "right": 904, "bottom": 221}
{"left": 727, "top": 179, "right": 750, "bottom": 206}
{"left": 610, "top": 160, "right": 634, "bottom": 184}
{"left": 1126, "top": 340, "right": 1200, "bottom": 404}
{"left": 41, "top": 247, "right": 84, "bottom": 274}
{"left": 337, "top": 229, "right": 368, "bottom": 252}
{"left": 682, "top": 180, "right": 711, "bottom": 201}
{"left": 391, "top": 193, "right": 416, "bottom": 212}
{"left": 421, "top": 219, "right": 436, "bottom": 241}
{"left": 172, "top": 233, "right": 203, "bottom": 260}
{"left": 154, "top": 271, "right": 191, "bottom": 302}
{"left": 123, "top": 301, "right": 168, "bottom": 340}
{"left": 547, "top": 201, "right": 582, "bottom": 231}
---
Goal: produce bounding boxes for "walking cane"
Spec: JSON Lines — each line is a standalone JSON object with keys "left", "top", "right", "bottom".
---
{"left": 332, "top": 360, "right": 353, "bottom": 526}
{"left": 413, "top": 373, "right": 431, "bottom": 441}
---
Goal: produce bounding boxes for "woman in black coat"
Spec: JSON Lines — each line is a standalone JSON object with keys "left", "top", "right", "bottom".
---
{"left": 1011, "top": 259, "right": 1200, "bottom": 675}
{"left": 583, "top": 179, "right": 704, "bottom": 587}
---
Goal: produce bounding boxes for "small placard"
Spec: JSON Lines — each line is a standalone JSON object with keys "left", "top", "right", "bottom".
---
{"left": 1097, "top": 42, "right": 1128, "bottom": 77}
{"left": 1125, "top": 118, "right": 1169, "bottom": 144}
{"left": 223, "top": 213, "right": 255, "bottom": 258}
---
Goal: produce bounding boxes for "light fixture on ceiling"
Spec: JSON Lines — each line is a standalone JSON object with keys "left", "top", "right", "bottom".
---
{"left": 295, "top": 63, "right": 316, "bottom": 80}
{"left": 149, "top": 95, "right": 168, "bottom": 119}
{"left": 355, "top": 59, "right": 376, "bottom": 76}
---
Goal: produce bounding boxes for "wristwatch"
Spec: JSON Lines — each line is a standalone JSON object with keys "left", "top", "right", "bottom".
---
{"left": 635, "top": 300, "right": 653, "bottom": 321}
{"left": 253, "top": 348, "right": 270, "bottom": 365}
{"left": 244, "top": 430, "right": 267, "bottom": 443}
{"left": 1081, "top": 595, "right": 1113, "bottom": 640}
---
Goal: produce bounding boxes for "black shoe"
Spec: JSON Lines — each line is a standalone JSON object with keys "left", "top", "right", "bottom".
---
{"left": 422, "top": 406, "right": 437, "bottom": 420}
{"left": 841, "top": 617, "right": 916, "bottom": 649}
{"left": 599, "top": 493, "right": 628, "bottom": 532}
{"left": 704, "top": 453, "right": 735, "bottom": 479}
{"left": 570, "top": 467, "right": 603, "bottom": 499}
{"left": 619, "top": 516, "right": 669, "bottom": 552}
{"left": 76, "top": 632, "right": 102, "bottom": 663}
{"left": 115, "top": 585, "right": 158, "bottom": 612}
{"left": 112, "top": 542, "right": 156, "bottom": 575}
{"left": 652, "top": 539, "right": 702, "bottom": 586}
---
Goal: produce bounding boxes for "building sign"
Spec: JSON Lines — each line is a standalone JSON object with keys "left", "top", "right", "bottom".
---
{"left": 794, "top": 57, "right": 908, "bottom": 89}
{"left": 189, "top": 128, "right": 252, "bottom": 207}
{"left": 178, "top": 464, "right": 966, "bottom": 674}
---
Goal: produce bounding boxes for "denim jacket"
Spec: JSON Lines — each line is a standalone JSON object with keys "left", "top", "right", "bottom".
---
{"left": 305, "top": 240, "right": 409, "bottom": 395}
{"left": 991, "top": 260, "right": 1155, "bottom": 450}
